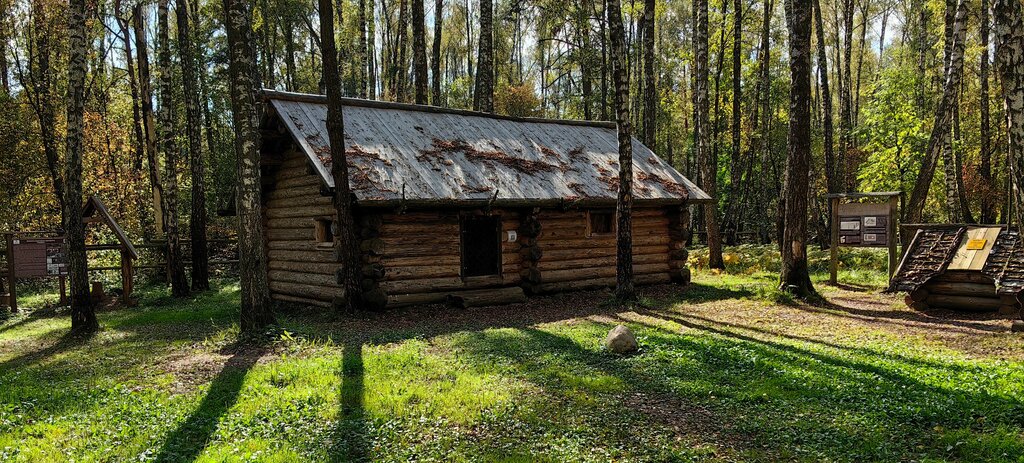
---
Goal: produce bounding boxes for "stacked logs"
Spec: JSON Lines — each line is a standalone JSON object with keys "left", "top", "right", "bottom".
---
{"left": 351, "top": 213, "right": 388, "bottom": 310}
{"left": 518, "top": 208, "right": 543, "bottom": 294}
{"left": 667, "top": 206, "right": 692, "bottom": 285}
{"left": 907, "top": 270, "right": 1022, "bottom": 314}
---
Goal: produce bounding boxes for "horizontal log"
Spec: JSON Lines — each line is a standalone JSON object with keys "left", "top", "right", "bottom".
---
{"left": 387, "top": 292, "right": 448, "bottom": 307}
{"left": 267, "top": 241, "right": 337, "bottom": 252}
{"left": 924, "top": 281, "right": 998, "bottom": 297}
{"left": 381, "top": 274, "right": 506, "bottom": 294}
{"left": 385, "top": 264, "right": 460, "bottom": 280}
{"left": 275, "top": 164, "right": 315, "bottom": 181}
{"left": 540, "top": 263, "right": 671, "bottom": 284}
{"left": 925, "top": 294, "right": 1002, "bottom": 311}
{"left": 268, "top": 249, "right": 339, "bottom": 263}
{"left": 382, "top": 255, "right": 461, "bottom": 268}
{"left": 268, "top": 260, "right": 339, "bottom": 275}
{"left": 269, "top": 281, "right": 344, "bottom": 301}
{"left": 269, "top": 270, "right": 336, "bottom": 286}
{"left": 536, "top": 209, "right": 666, "bottom": 221}
{"left": 271, "top": 293, "right": 332, "bottom": 308}
{"left": 265, "top": 205, "right": 337, "bottom": 219}
{"left": 934, "top": 271, "right": 996, "bottom": 285}
{"left": 542, "top": 245, "right": 667, "bottom": 261}
{"left": 276, "top": 174, "right": 322, "bottom": 190}
{"left": 537, "top": 273, "right": 670, "bottom": 293}
{"left": 446, "top": 286, "right": 527, "bottom": 308}
{"left": 267, "top": 228, "right": 317, "bottom": 241}
{"left": 908, "top": 287, "right": 929, "bottom": 302}
{"left": 266, "top": 217, "right": 320, "bottom": 229}
{"left": 537, "top": 235, "right": 670, "bottom": 250}
{"left": 266, "top": 185, "right": 322, "bottom": 201}
{"left": 267, "top": 195, "right": 332, "bottom": 209}
{"left": 537, "top": 253, "right": 666, "bottom": 271}
{"left": 999, "top": 304, "right": 1020, "bottom": 316}
{"left": 280, "top": 154, "right": 309, "bottom": 168}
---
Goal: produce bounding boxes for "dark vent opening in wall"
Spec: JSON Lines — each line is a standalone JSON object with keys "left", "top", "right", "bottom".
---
{"left": 461, "top": 215, "right": 502, "bottom": 278}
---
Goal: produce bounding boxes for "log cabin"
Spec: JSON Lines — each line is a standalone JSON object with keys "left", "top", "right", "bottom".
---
{"left": 888, "top": 225, "right": 1024, "bottom": 317}
{"left": 258, "top": 90, "right": 712, "bottom": 310}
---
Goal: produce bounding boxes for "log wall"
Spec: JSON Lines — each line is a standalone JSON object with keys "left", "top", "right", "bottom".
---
{"left": 264, "top": 149, "right": 339, "bottom": 308}
{"left": 263, "top": 148, "right": 688, "bottom": 309}
{"left": 533, "top": 209, "right": 673, "bottom": 293}
{"left": 914, "top": 271, "right": 1022, "bottom": 314}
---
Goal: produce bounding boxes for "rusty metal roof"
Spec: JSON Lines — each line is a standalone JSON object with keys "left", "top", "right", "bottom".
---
{"left": 262, "top": 90, "right": 711, "bottom": 207}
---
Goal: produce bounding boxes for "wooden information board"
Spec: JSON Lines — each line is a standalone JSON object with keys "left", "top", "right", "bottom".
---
{"left": 12, "top": 237, "right": 67, "bottom": 278}
{"left": 827, "top": 192, "right": 901, "bottom": 285}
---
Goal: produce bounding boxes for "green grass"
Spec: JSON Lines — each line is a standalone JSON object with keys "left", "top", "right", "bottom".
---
{"left": 1, "top": 261, "right": 1023, "bottom": 462}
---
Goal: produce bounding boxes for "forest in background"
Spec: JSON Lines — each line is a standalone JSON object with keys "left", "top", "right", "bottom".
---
{"left": 0, "top": 0, "right": 1020, "bottom": 256}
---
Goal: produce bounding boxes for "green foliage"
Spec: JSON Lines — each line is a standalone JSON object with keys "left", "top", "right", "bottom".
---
{"left": 857, "top": 64, "right": 929, "bottom": 196}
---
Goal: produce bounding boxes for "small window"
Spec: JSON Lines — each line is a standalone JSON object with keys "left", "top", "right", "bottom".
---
{"left": 314, "top": 218, "right": 334, "bottom": 243}
{"left": 588, "top": 210, "right": 615, "bottom": 236}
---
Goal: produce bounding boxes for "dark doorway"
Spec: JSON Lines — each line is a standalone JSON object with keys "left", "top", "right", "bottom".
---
{"left": 460, "top": 215, "right": 502, "bottom": 278}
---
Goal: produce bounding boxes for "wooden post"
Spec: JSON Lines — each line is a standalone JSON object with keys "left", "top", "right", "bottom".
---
{"left": 829, "top": 197, "right": 839, "bottom": 285}
{"left": 5, "top": 233, "right": 16, "bottom": 313}
{"left": 59, "top": 275, "right": 67, "bottom": 306}
{"left": 120, "top": 249, "right": 134, "bottom": 302}
{"left": 887, "top": 195, "right": 899, "bottom": 279}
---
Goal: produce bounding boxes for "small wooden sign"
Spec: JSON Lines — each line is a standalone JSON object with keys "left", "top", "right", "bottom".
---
{"left": 966, "top": 239, "right": 988, "bottom": 250}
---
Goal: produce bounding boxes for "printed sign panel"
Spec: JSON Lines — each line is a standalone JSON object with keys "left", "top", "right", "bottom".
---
{"left": 12, "top": 238, "right": 67, "bottom": 278}
{"left": 835, "top": 203, "right": 892, "bottom": 248}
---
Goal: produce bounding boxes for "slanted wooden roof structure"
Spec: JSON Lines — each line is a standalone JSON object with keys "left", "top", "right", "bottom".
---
{"left": 83, "top": 195, "right": 139, "bottom": 260}
{"left": 261, "top": 90, "right": 710, "bottom": 207}
{"left": 889, "top": 225, "right": 1023, "bottom": 314}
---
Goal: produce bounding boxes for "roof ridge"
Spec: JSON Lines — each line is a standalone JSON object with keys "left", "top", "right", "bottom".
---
{"left": 261, "top": 89, "right": 618, "bottom": 129}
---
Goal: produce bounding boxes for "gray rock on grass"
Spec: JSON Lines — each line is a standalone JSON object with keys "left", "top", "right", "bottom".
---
{"left": 605, "top": 324, "right": 639, "bottom": 354}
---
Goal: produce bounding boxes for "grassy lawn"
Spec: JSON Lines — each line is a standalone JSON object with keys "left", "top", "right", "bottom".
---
{"left": 2, "top": 258, "right": 1023, "bottom": 461}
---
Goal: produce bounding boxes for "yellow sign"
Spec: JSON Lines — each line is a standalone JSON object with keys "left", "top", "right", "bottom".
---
{"left": 966, "top": 239, "right": 988, "bottom": 250}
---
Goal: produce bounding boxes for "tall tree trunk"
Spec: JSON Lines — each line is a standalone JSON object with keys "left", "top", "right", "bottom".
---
{"left": 814, "top": 0, "right": 837, "bottom": 196}
{"left": 177, "top": 0, "right": 209, "bottom": 291}
{"left": 780, "top": 0, "right": 815, "bottom": 296}
{"left": 117, "top": 9, "right": 156, "bottom": 242}
{"left": 222, "top": 0, "right": 275, "bottom": 332}
{"left": 412, "top": 0, "right": 428, "bottom": 103}
{"left": 473, "top": 0, "right": 494, "bottom": 112}
{"left": 906, "top": 0, "right": 968, "bottom": 224}
{"left": 368, "top": 0, "right": 378, "bottom": 99}
{"left": 607, "top": 0, "right": 634, "bottom": 301}
{"left": 158, "top": 0, "right": 190, "bottom": 297}
{"left": 134, "top": 4, "right": 165, "bottom": 238}
{"left": 359, "top": 0, "right": 369, "bottom": 98}
{"left": 66, "top": 0, "right": 97, "bottom": 333}
{"left": 432, "top": 0, "right": 442, "bottom": 104}
{"left": 695, "top": 0, "right": 723, "bottom": 269}
{"left": 980, "top": 0, "right": 995, "bottom": 223}
{"left": 26, "top": 2, "right": 65, "bottom": 217}
{"left": 838, "top": 0, "right": 854, "bottom": 190}
{"left": 0, "top": 1, "right": 9, "bottom": 94}
{"left": 642, "top": 0, "right": 656, "bottom": 147}
{"left": 993, "top": 0, "right": 1024, "bottom": 227}
{"left": 319, "top": 0, "right": 363, "bottom": 312}
{"left": 396, "top": 0, "right": 409, "bottom": 101}
{"left": 726, "top": 0, "right": 741, "bottom": 239}
{"left": 285, "top": 20, "right": 297, "bottom": 91}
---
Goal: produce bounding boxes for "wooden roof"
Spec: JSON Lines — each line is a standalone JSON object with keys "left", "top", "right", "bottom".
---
{"left": 83, "top": 196, "right": 139, "bottom": 260}
{"left": 261, "top": 90, "right": 711, "bottom": 207}
{"left": 889, "top": 225, "right": 1024, "bottom": 296}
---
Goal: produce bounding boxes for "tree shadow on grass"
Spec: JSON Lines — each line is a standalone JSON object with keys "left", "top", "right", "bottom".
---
{"left": 0, "top": 328, "right": 94, "bottom": 373}
{"left": 794, "top": 294, "right": 1012, "bottom": 333}
{"left": 328, "top": 337, "right": 370, "bottom": 462}
{"left": 154, "top": 345, "right": 264, "bottom": 463}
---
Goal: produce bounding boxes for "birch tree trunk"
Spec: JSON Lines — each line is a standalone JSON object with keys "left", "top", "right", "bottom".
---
{"left": 780, "top": 0, "right": 816, "bottom": 296}
{"left": 980, "top": 0, "right": 995, "bottom": 223}
{"left": 726, "top": 0, "right": 741, "bottom": 238}
{"left": 473, "top": 0, "right": 494, "bottom": 112}
{"left": 177, "top": 0, "right": 209, "bottom": 291}
{"left": 906, "top": 0, "right": 968, "bottom": 224}
{"left": 134, "top": 4, "right": 165, "bottom": 237}
{"left": 66, "top": 0, "right": 97, "bottom": 333}
{"left": 608, "top": 0, "right": 634, "bottom": 301}
{"left": 695, "top": 0, "right": 724, "bottom": 269}
{"left": 319, "top": 0, "right": 364, "bottom": 313}
{"left": 993, "top": 0, "right": 1024, "bottom": 227}
{"left": 223, "top": 0, "right": 275, "bottom": 332}
{"left": 157, "top": 0, "right": 189, "bottom": 297}
{"left": 642, "top": 0, "right": 656, "bottom": 147}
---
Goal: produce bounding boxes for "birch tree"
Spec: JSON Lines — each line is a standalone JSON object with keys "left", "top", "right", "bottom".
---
{"left": 608, "top": 0, "right": 634, "bottom": 301}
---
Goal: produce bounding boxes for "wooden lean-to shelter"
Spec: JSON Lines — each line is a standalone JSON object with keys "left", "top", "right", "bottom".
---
{"left": 888, "top": 225, "right": 1024, "bottom": 316}
{"left": 257, "top": 90, "right": 711, "bottom": 310}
